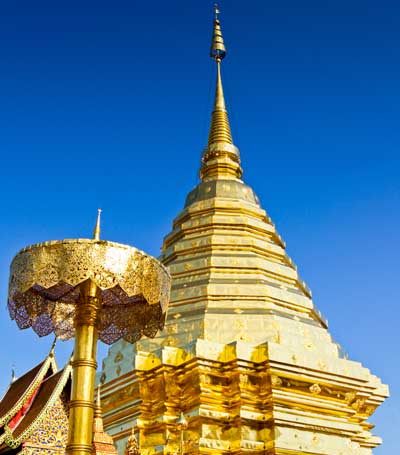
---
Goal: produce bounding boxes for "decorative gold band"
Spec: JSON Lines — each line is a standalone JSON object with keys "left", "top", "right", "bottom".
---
{"left": 75, "top": 299, "right": 101, "bottom": 326}
{"left": 68, "top": 400, "right": 95, "bottom": 409}
{"left": 66, "top": 443, "right": 93, "bottom": 453}
{"left": 70, "top": 359, "right": 98, "bottom": 369}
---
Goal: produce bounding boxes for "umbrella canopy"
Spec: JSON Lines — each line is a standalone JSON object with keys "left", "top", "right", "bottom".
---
{"left": 8, "top": 238, "right": 171, "bottom": 344}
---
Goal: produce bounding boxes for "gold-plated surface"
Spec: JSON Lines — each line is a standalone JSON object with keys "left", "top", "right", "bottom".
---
{"left": 201, "top": 7, "right": 242, "bottom": 181}
{"left": 134, "top": 341, "right": 388, "bottom": 455}
{"left": 93, "top": 209, "right": 102, "bottom": 241}
{"left": 21, "top": 391, "right": 70, "bottom": 455}
{"left": 67, "top": 280, "right": 100, "bottom": 455}
{"left": 207, "top": 61, "right": 232, "bottom": 146}
{"left": 92, "top": 385, "right": 118, "bottom": 454}
{"left": 99, "top": 6, "right": 388, "bottom": 455}
{"left": 210, "top": 6, "right": 226, "bottom": 60}
{"left": 8, "top": 238, "right": 170, "bottom": 344}
{"left": 208, "top": 6, "right": 231, "bottom": 146}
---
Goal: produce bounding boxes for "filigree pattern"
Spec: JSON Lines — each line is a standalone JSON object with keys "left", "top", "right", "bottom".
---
{"left": 21, "top": 394, "right": 69, "bottom": 455}
{"left": 8, "top": 239, "right": 171, "bottom": 345}
{"left": 125, "top": 428, "right": 140, "bottom": 455}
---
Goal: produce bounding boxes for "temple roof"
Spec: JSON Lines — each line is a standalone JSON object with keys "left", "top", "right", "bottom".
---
{"left": 0, "top": 346, "right": 71, "bottom": 452}
{"left": 9, "top": 367, "right": 71, "bottom": 444}
{"left": 0, "top": 346, "right": 57, "bottom": 428}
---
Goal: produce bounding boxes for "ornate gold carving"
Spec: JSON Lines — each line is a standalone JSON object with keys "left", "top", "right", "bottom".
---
{"left": 75, "top": 297, "right": 101, "bottom": 326}
{"left": 309, "top": 383, "right": 321, "bottom": 395}
{"left": 270, "top": 375, "right": 283, "bottom": 387}
{"left": 344, "top": 391, "right": 356, "bottom": 403}
{"left": 125, "top": 428, "right": 140, "bottom": 455}
{"left": 5, "top": 365, "right": 71, "bottom": 449}
{"left": 365, "top": 405, "right": 376, "bottom": 416}
{"left": 8, "top": 239, "right": 170, "bottom": 345}
{"left": 22, "top": 394, "right": 69, "bottom": 455}
{"left": 351, "top": 398, "right": 367, "bottom": 412}
{"left": 0, "top": 350, "right": 57, "bottom": 427}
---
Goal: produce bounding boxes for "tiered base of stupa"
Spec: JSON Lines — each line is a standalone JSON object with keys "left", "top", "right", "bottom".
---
{"left": 133, "top": 338, "right": 386, "bottom": 455}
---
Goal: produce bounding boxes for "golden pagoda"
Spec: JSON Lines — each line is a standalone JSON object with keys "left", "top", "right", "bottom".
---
{"left": 99, "top": 7, "right": 388, "bottom": 455}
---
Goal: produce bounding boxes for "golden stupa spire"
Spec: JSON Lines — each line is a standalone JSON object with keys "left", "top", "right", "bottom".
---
{"left": 208, "top": 4, "right": 232, "bottom": 146}
{"left": 200, "top": 5, "right": 242, "bottom": 181}
{"left": 93, "top": 208, "right": 102, "bottom": 240}
{"left": 95, "top": 384, "right": 102, "bottom": 419}
{"left": 92, "top": 384, "right": 118, "bottom": 454}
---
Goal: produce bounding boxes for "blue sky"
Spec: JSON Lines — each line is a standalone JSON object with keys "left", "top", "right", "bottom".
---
{"left": 0, "top": 1, "right": 398, "bottom": 452}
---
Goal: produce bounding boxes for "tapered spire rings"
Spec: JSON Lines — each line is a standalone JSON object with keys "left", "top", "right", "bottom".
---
{"left": 210, "top": 4, "right": 226, "bottom": 60}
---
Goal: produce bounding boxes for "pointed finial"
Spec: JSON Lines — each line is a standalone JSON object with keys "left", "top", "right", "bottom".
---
{"left": 93, "top": 208, "right": 102, "bottom": 240}
{"left": 50, "top": 336, "right": 57, "bottom": 355}
{"left": 210, "top": 4, "right": 226, "bottom": 61}
{"left": 200, "top": 4, "right": 242, "bottom": 181}
{"left": 207, "top": 4, "right": 232, "bottom": 146}
{"left": 94, "top": 384, "right": 102, "bottom": 418}
{"left": 177, "top": 412, "right": 188, "bottom": 428}
{"left": 97, "top": 384, "right": 101, "bottom": 408}
{"left": 214, "top": 3, "right": 220, "bottom": 20}
{"left": 10, "top": 365, "right": 16, "bottom": 384}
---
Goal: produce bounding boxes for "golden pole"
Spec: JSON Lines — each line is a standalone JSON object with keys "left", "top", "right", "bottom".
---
{"left": 67, "top": 209, "right": 103, "bottom": 455}
{"left": 66, "top": 279, "right": 101, "bottom": 455}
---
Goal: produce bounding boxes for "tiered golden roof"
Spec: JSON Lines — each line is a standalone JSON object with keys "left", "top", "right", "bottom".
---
{"left": 99, "top": 6, "right": 388, "bottom": 455}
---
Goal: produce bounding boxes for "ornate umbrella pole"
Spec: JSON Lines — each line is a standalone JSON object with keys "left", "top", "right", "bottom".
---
{"left": 68, "top": 280, "right": 101, "bottom": 454}
{"left": 8, "top": 210, "right": 171, "bottom": 455}
{"left": 67, "top": 212, "right": 102, "bottom": 455}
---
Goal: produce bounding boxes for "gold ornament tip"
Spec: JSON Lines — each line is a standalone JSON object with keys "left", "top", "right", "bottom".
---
{"left": 93, "top": 208, "right": 102, "bottom": 240}
{"left": 50, "top": 336, "right": 57, "bottom": 355}
{"left": 10, "top": 366, "right": 16, "bottom": 384}
{"left": 214, "top": 3, "right": 220, "bottom": 19}
{"left": 177, "top": 412, "right": 188, "bottom": 428}
{"left": 97, "top": 384, "right": 101, "bottom": 407}
{"left": 210, "top": 4, "right": 226, "bottom": 60}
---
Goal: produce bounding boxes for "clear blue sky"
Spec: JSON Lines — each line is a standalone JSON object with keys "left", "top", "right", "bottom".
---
{"left": 0, "top": 1, "right": 398, "bottom": 453}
